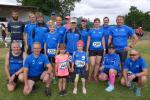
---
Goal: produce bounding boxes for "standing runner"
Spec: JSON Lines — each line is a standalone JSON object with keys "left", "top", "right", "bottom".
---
{"left": 55, "top": 16, "right": 66, "bottom": 43}
{"left": 63, "top": 17, "right": 81, "bottom": 82}
{"left": 64, "top": 16, "right": 71, "bottom": 31}
{"left": 32, "top": 12, "right": 49, "bottom": 53}
{"left": 24, "top": 12, "right": 36, "bottom": 54}
{"left": 7, "top": 10, "right": 25, "bottom": 51}
{"left": 55, "top": 44, "right": 70, "bottom": 96}
{"left": 108, "top": 15, "right": 138, "bottom": 68}
{"left": 101, "top": 17, "right": 111, "bottom": 53}
{"left": 72, "top": 40, "right": 88, "bottom": 94}
{"left": 86, "top": 18, "right": 105, "bottom": 83}
{"left": 44, "top": 23, "right": 60, "bottom": 84}
{"left": 79, "top": 18, "right": 89, "bottom": 51}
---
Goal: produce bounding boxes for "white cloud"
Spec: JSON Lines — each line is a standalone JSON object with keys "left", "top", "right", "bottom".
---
{"left": 71, "top": 0, "right": 150, "bottom": 24}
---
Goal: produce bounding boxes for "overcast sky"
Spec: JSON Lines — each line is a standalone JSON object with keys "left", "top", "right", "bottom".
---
{"left": 1, "top": 0, "right": 150, "bottom": 24}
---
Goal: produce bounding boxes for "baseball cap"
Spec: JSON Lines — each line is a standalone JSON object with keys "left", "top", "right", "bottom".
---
{"left": 65, "top": 16, "right": 70, "bottom": 19}
{"left": 77, "top": 40, "right": 84, "bottom": 47}
{"left": 70, "top": 17, "right": 77, "bottom": 23}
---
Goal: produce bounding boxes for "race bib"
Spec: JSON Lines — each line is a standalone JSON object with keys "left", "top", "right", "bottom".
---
{"left": 75, "top": 60, "right": 85, "bottom": 68}
{"left": 60, "top": 61, "right": 68, "bottom": 70}
{"left": 93, "top": 42, "right": 101, "bottom": 48}
{"left": 47, "top": 49, "right": 56, "bottom": 54}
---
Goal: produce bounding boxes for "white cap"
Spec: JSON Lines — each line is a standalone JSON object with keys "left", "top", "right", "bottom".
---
{"left": 70, "top": 17, "right": 77, "bottom": 23}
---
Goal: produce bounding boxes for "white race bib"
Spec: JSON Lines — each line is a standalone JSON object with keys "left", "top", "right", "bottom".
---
{"left": 75, "top": 60, "right": 85, "bottom": 68}
{"left": 60, "top": 61, "right": 68, "bottom": 70}
{"left": 93, "top": 42, "right": 101, "bottom": 48}
{"left": 47, "top": 49, "right": 56, "bottom": 54}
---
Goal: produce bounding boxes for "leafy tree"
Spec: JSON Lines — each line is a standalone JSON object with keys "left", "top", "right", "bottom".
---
{"left": 16, "top": 0, "right": 81, "bottom": 18}
{"left": 125, "top": 6, "right": 150, "bottom": 31}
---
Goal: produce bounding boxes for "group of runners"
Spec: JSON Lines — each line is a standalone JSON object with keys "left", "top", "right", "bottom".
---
{"left": 3, "top": 10, "right": 148, "bottom": 97}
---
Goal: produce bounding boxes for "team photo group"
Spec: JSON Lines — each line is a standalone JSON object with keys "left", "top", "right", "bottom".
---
{"left": 3, "top": 10, "right": 148, "bottom": 97}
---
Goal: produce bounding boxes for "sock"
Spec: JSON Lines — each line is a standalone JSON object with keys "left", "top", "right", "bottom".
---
{"left": 109, "top": 73, "right": 115, "bottom": 86}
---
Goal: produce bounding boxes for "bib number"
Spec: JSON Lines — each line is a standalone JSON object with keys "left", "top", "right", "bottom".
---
{"left": 75, "top": 60, "right": 85, "bottom": 67}
{"left": 47, "top": 49, "right": 56, "bottom": 54}
{"left": 60, "top": 61, "right": 68, "bottom": 70}
{"left": 93, "top": 42, "right": 101, "bottom": 48}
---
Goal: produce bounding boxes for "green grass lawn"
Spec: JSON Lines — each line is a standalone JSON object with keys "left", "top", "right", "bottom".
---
{"left": 0, "top": 40, "right": 150, "bottom": 100}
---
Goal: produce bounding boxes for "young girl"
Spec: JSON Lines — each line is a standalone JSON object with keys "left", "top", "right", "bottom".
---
{"left": 72, "top": 40, "right": 88, "bottom": 94}
{"left": 55, "top": 44, "right": 70, "bottom": 96}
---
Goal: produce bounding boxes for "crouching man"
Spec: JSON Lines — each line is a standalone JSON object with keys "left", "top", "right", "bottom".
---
{"left": 121, "top": 50, "right": 148, "bottom": 96}
{"left": 23, "top": 42, "right": 52, "bottom": 96}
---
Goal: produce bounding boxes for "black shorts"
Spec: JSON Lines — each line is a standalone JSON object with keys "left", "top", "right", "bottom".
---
{"left": 57, "top": 76, "right": 68, "bottom": 79}
{"left": 115, "top": 50, "right": 128, "bottom": 63}
{"left": 28, "top": 76, "right": 41, "bottom": 82}
{"left": 48, "top": 57, "right": 55, "bottom": 63}
{"left": 99, "top": 68, "right": 121, "bottom": 77}
{"left": 89, "top": 50, "right": 103, "bottom": 56}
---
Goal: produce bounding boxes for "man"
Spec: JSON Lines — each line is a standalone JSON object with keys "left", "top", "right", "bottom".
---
{"left": 7, "top": 10, "right": 25, "bottom": 51}
{"left": 121, "top": 50, "right": 147, "bottom": 96}
{"left": 102, "top": 17, "right": 111, "bottom": 53}
{"left": 24, "top": 12, "right": 36, "bottom": 54}
{"left": 4, "top": 41, "right": 26, "bottom": 92}
{"left": 47, "top": 12, "right": 57, "bottom": 25}
{"left": 55, "top": 16, "right": 66, "bottom": 43}
{"left": 23, "top": 42, "right": 52, "bottom": 96}
{"left": 108, "top": 16, "right": 138, "bottom": 67}
{"left": 32, "top": 12, "right": 49, "bottom": 53}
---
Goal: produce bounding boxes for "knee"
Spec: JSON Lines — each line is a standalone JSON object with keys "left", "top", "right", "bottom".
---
{"left": 139, "top": 76, "right": 147, "bottom": 86}
{"left": 43, "top": 74, "right": 50, "bottom": 83}
{"left": 99, "top": 74, "right": 108, "bottom": 81}
{"left": 7, "top": 84, "right": 15, "bottom": 92}
{"left": 18, "top": 73, "right": 24, "bottom": 82}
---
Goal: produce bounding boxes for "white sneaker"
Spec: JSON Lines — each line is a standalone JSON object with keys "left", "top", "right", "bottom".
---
{"left": 73, "top": 88, "right": 77, "bottom": 94}
{"left": 82, "top": 87, "right": 87, "bottom": 94}
{"left": 105, "top": 85, "right": 114, "bottom": 92}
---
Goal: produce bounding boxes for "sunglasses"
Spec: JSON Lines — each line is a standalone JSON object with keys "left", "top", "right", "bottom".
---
{"left": 129, "top": 54, "right": 136, "bottom": 57}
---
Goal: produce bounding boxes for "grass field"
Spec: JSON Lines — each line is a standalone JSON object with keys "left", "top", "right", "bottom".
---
{"left": 0, "top": 36, "right": 150, "bottom": 100}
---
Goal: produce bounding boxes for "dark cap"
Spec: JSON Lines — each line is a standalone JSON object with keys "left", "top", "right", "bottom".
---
{"left": 51, "top": 12, "right": 56, "bottom": 16}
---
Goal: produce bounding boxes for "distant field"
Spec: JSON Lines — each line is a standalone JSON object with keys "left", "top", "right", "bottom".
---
{"left": 0, "top": 33, "right": 150, "bottom": 100}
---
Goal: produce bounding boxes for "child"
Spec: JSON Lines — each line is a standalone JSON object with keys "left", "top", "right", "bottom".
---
{"left": 99, "top": 44, "right": 120, "bottom": 92}
{"left": 72, "top": 40, "right": 88, "bottom": 94}
{"left": 55, "top": 44, "right": 70, "bottom": 96}
{"left": 44, "top": 24, "right": 60, "bottom": 84}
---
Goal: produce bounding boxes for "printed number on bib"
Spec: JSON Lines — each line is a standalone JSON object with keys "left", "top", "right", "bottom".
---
{"left": 60, "top": 61, "right": 68, "bottom": 70}
{"left": 47, "top": 49, "right": 56, "bottom": 54}
{"left": 75, "top": 60, "right": 85, "bottom": 68}
{"left": 93, "top": 42, "right": 101, "bottom": 48}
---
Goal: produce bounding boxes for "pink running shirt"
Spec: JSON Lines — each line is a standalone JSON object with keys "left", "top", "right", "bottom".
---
{"left": 55, "top": 54, "right": 69, "bottom": 76}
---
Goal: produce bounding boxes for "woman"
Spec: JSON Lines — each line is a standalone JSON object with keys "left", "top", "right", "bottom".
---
{"left": 86, "top": 18, "right": 105, "bottom": 83}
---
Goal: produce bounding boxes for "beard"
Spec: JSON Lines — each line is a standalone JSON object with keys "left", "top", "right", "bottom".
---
{"left": 12, "top": 16, "right": 18, "bottom": 21}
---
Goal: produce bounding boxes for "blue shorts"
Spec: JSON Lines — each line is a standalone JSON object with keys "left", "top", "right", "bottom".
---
{"left": 75, "top": 67, "right": 86, "bottom": 78}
